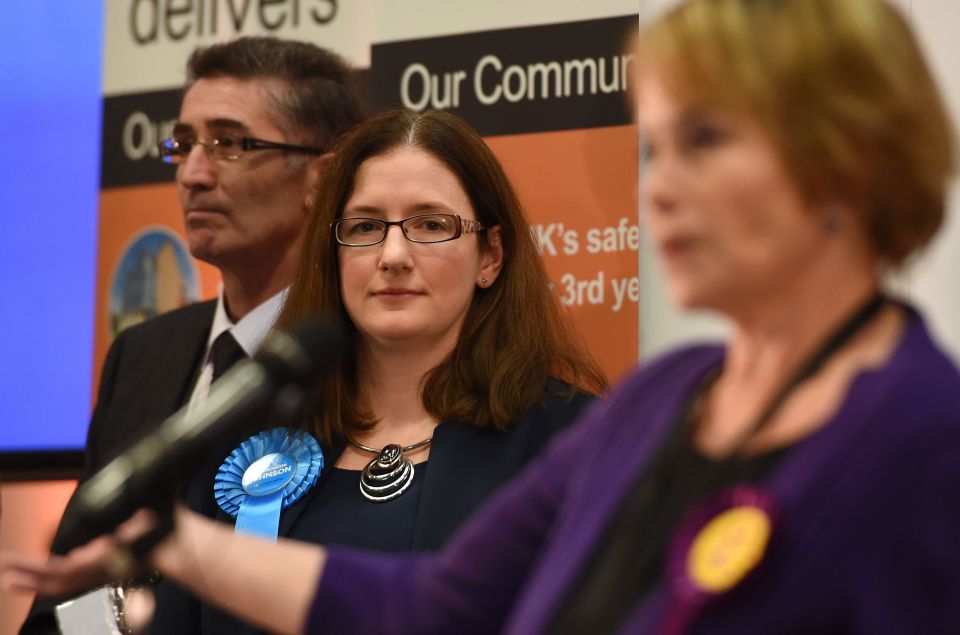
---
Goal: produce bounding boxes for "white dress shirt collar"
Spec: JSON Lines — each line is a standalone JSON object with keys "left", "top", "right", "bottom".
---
{"left": 187, "top": 286, "right": 288, "bottom": 413}
{"left": 205, "top": 286, "right": 288, "bottom": 358}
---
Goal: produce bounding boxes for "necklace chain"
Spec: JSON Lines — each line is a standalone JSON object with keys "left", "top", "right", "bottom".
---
{"left": 726, "top": 291, "right": 887, "bottom": 454}
{"left": 347, "top": 435, "right": 433, "bottom": 455}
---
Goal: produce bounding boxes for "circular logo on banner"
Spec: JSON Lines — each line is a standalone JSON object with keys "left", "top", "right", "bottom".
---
{"left": 242, "top": 453, "right": 299, "bottom": 496}
{"left": 109, "top": 227, "right": 199, "bottom": 336}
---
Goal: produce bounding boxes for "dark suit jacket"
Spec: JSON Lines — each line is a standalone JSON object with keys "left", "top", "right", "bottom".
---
{"left": 21, "top": 300, "right": 217, "bottom": 635}
{"left": 149, "top": 385, "right": 594, "bottom": 635}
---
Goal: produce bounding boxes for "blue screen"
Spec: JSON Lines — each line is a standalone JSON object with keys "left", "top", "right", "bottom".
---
{"left": 0, "top": 4, "right": 103, "bottom": 453}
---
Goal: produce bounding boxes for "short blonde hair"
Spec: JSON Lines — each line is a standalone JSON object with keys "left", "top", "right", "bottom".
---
{"left": 639, "top": 0, "right": 955, "bottom": 266}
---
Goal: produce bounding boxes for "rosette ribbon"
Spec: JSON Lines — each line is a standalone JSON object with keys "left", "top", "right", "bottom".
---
{"left": 215, "top": 428, "right": 323, "bottom": 541}
{"left": 659, "top": 485, "right": 779, "bottom": 635}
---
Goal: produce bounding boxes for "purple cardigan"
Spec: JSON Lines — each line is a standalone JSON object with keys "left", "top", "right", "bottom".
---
{"left": 309, "top": 309, "right": 960, "bottom": 634}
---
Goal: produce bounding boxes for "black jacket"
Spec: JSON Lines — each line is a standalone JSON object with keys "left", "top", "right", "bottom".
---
{"left": 21, "top": 300, "right": 217, "bottom": 635}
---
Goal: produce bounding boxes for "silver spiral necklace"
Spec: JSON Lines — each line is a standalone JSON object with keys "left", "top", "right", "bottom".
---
{"left": 347, "top": 435, "right": 432, "bottom": 502}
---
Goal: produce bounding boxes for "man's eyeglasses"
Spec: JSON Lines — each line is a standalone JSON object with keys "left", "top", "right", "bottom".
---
{"left": 333, "top": 213, "right": 486, "bottom": 247}
{"left": 158, "top": 135, "right": 325, "bottom": 164}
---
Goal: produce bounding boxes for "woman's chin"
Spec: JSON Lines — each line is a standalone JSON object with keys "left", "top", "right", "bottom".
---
{"left": 665, "top": 281, "right": 703, "bottom": 310}
{"left": 665, "top": 281, "right": 726, "bottom": 315}
{"left": 358, "top": 324, "right": 449, "bottom": 349}
{"left": 362, "top": 328, "right": 420, "bottom": 344}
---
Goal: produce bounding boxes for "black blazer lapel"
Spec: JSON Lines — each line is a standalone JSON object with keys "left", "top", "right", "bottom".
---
{"left": 159, "top": 300, "right": 218, "bottom": 411}
{"left": 411, "top": 422, "right": 516, "bottom": 551}
{"left": 93, "top": 300, "right": 216, "bottom": 467}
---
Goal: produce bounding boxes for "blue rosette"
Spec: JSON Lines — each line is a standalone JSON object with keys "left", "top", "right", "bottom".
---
{"left": 214, "top": 428, "right": 323, "bottom": 541}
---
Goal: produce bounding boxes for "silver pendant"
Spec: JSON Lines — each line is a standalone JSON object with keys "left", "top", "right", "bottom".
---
{"left": 358, "top": 443, "right": 415, "bottom": 502}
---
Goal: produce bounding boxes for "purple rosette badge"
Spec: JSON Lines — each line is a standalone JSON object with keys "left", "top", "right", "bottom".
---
{"left": 215, "top": 428, "right": 323, "bottom": 541}
{"left": 659, "top": 485, "right": 778, "bottom": 635}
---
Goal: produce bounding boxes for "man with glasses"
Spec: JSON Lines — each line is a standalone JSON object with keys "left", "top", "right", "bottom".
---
{"left": 20, "top": 36, "right": 364, "bottom": 634}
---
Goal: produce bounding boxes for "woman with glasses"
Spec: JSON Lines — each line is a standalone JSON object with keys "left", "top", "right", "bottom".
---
{"left": 275, "top": 105, "right": 606, "bottom": 538}
{"left": 10, "top": 0, "right": 960, "bottom": 632}
{"left": 145, "top": 107, "right": 606, "bottom": 633}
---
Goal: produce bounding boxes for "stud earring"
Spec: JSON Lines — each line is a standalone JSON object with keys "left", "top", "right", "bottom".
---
{"left": 823, "top": 205, "right": 843, "bottom": 234}
{"left": 480, "top": 276, "right": 489, "bottom": 286}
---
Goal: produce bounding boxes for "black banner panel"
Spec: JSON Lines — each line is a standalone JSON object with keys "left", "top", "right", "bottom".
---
{"left": 372, "top": 16, "right": 636, "bottom": 136}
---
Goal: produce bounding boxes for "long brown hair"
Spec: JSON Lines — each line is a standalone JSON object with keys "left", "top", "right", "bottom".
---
{"left": 281, "top": 108, "right": 606, "bottom": 443}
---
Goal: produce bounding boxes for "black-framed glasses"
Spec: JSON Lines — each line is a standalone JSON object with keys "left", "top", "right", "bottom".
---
{"left": 333, "top": 213, "right": 486, "bottom": 247}
{"left": 158, "top": 135, "right": 325, "bottom": 164}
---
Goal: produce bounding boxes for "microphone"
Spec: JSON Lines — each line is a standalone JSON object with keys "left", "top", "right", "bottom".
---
{"left": 59, "top": 315, "right": 345, "bottom": 548}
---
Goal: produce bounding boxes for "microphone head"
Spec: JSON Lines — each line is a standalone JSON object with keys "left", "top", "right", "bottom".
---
{"left": 255, "top": 314, "right": 346, "bottom": 385}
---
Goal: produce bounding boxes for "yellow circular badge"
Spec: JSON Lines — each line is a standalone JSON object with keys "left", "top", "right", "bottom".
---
{"left": 686, "top": 505, "right": 771, "bottom": 593}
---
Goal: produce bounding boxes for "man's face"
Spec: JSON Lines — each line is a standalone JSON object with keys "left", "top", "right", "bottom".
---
{"left": 174, "top": 77, "right": 311, "bottom": 273}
